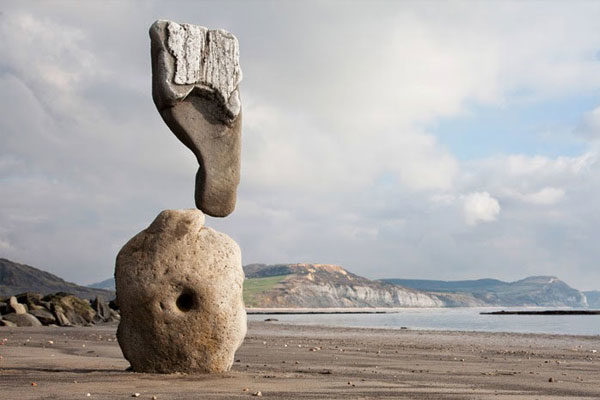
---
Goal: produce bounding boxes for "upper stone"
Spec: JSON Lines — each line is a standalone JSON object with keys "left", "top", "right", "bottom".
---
{"left": 150, "top": 20, "right": 242, "bottom": 119}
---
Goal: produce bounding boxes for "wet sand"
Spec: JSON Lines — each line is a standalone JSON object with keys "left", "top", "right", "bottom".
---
{"left": 1, "top": 321, "right": 599, "bottom": 399}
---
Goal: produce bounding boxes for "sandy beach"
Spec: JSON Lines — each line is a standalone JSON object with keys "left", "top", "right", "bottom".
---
{"left": 1, "top": 321, "right": 599, "bottom": 399}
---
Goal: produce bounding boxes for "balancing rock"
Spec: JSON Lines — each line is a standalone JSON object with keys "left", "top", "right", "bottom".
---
{"left": 115, "top": 209, "right": 247, "bottom": 373}
{"left": 150, "top": 20, "right": 242, "bottom": 217}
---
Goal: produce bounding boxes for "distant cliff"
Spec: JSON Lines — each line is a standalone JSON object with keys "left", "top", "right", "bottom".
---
{"left": 0, "top": 258, "right": 114, "bottom": 301}
{"left": 384, "top": 276, "right": 588, "bottom": 308}
{"left": 585, "top": 291, "right": 600, "bottom": 308}
{"left": 243, "top": 263, "right": 481, "bottom": 308}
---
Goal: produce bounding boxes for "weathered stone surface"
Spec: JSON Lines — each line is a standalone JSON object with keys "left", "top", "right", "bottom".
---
{"left": 8, "top": 296, "right": 27, "bottom": 314}
{"left": 150, "top": 20, "right": 242, "bottom": 217}
{"left": 3, "top": 312, "right": 42, "bottom": 327}
{"left": 43, "top": 293, "right": 96, "bottom": 326}
{"left": 29, "top": 308, "right": 56, "bottom": 325}
{"left": 115, "top": 209, "right": 246, "bottom": 373}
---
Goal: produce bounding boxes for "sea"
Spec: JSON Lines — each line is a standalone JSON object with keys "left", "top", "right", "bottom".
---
{"left": 247, "top": 307, "right": 600, "bottom": 336}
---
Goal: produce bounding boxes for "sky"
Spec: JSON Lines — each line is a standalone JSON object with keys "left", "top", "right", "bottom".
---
{"left": 2, "top": 1, "right": 600, "bottom": 290}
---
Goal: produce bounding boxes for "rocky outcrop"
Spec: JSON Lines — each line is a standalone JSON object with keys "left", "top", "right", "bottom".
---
{"left": 0, "top": 292, "right": 119, "bottom": 327}
{"left": 116, "top": 209, "right": 246, "bottom": 373}
{"left": 150, "top": 20, "right": 243, "bottom": 217}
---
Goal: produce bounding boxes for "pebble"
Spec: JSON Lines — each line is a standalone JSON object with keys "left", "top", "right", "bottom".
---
{"left": 132, "top": 393, "right": 140, "bottom": 397}
{"left": 252, "top": 391, "right": 262, "bottom": 397}
{"left": 86, "top": 394, "right": 91, "bottom": 397}
{"left": 31, "top": 382, "right": 37, "bottom": 386}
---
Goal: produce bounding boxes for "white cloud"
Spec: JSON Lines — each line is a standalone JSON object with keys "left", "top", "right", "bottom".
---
{"left": 463, "top": 192, "right": 501, "bottom": 226}
{"left": 508, "top": 187, "right": 566, "bottom": 205}
{"left": 3, "top": 3, "right": 600, "bottom": 290}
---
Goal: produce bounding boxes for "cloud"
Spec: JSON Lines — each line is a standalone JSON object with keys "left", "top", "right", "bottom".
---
{"left": 463, "top": 192, "right": 501, "bottom": 226}
{"left": 576, "top": 105, "right": 600, "bottom": 140}
{"left": 3, "top": 2, "right": 600, "bottom": 290}
{"left": 508, "top": 187, "right": 566, "bottom": 205}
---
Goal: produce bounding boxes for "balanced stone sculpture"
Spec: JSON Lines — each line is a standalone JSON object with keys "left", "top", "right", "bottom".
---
{"left": 115, "top": 209, "right": 246, "bottom": 373}
{"left": 115, "top": 20, "right": 247, "bottom": 374}
{"left": 150, "top": 20, "right": 242, "bottom": 217}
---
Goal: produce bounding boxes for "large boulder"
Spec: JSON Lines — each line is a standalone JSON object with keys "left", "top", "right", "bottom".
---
{"left": 115, "top": 209, "right": 246, "bottom": 373}
{"left": 3, "top": 312, "right": 42, "bottom": 327}
{"left": 150, "top": 20, "right": 242, "bottom": 217}
{"left": 29, "top": 308, "right": 56, "bottom": 325}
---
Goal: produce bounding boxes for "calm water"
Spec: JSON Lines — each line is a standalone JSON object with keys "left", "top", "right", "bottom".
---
{"left": 248, "top": 307, "right": 600, "bottom": 336}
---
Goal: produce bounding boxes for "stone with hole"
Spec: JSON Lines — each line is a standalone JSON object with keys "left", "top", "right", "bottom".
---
{"left": 115, "top": 209, "right": 246, "bottom": 373}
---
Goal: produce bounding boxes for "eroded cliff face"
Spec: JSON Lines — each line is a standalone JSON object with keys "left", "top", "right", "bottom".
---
{"left": 244, "top": 263, "right": 481, "bottom": 308}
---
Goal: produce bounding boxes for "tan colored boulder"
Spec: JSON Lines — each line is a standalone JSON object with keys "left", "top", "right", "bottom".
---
{"left": 8, "top": 296, "right": 27, "bottom": 314}
{"left": 115, "top": 209, "right": 246, "bottom": 373}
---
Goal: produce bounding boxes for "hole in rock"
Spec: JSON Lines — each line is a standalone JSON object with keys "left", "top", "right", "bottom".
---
{"left": 176, "top": 290, "right": 196, "bottom": 312}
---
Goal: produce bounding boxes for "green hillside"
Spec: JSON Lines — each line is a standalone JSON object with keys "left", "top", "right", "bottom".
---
{"left": 243, "top": 274, "right": 289, "bottom": 307}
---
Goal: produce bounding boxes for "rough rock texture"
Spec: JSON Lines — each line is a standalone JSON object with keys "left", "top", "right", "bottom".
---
{"left": 8, "top": 296, "right": 26, "bottom": 314}
{"left": 115, "top": 209, "right": 246, "bottom": 373}
{"left": 150, "top": 20, "right": 242, "bottom": 217}
{"left": 29, "top": 308, "right": 56, "bottom": 325}
{"left": 43, "top": 293, "right": 96, "bottom": 326}
{"left": 2, "top": 312, "right": 42, "bottom": 327}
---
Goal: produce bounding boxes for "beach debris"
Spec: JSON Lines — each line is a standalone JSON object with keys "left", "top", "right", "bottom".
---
{"left": 242, "top": 388, "right": 249, "bottom": 392}
{"left": 115, "top": 209, "right": 246, "bottom": 373}
{"left": 31, "top": 382, "right": 37, "bottom": 386}
{"left": 252, "top": 391, "right": 262, "bottom": 397}
{"left": 149, "top": 20, "right": 242, "bottom": 217}
{"left": 86, "top": 393, "right": 91, "bottom": 397}
{"left": 131, "top": 393, "right": 140, "bottom": 398}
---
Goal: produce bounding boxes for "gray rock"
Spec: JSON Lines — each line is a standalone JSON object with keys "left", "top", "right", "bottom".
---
{"left": 44, "top": 293, "right": 95, "bottom": 326}
{"left": 3, "top": 312, "right": 42, "bottom": 327}
{"left": 150, "top": 20, "right": 242, "bottom": 217}
{"left": 53, "top": 308, "right": 72, "bottom": 326}
{"left": 115, "top": 209, "right": 246, "bottom": 373}
{"left": 92, "top": 297, "right": 112, "bottom": 322}
{"left": 8, "top": 296, "right": 27, "bottom": 314}
{"left": 29, "top": 308, "right": 56, "bottom": 325}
